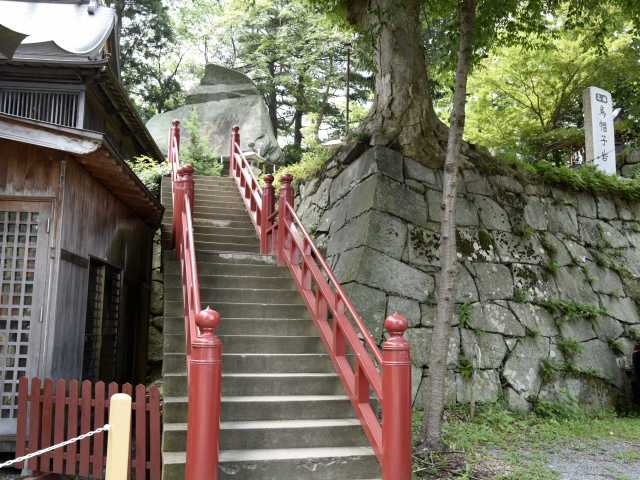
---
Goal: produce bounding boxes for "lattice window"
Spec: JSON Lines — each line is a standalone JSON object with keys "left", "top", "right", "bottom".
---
{"left": 0, "top": 83, "right": 84, "bottom": 128}
{"left": 0, "top": 211, "right": 39, "bottom": 420}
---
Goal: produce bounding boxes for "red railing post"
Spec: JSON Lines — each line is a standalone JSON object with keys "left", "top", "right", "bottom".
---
{"left": 229, "top": 126, "right": 240, "bottom": 178}
{"left": 276, "top": 173, "right": 294, "bottom": 265}
{"left": 381, "top": 313, "right": 412, "bottom": 480}
{"left": 173, "top": 164, "right": 194, "bottom": 257}
{"left": 171, "top": 119, "right": 181, "bottom": 152}
{"left": 186, "top": 307, "right": 222, "bottom": 480}
{"left": 261, "top": 174, "right": 275, "bottom": 254}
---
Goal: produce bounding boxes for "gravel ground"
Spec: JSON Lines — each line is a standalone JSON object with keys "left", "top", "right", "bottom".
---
{"left": 545, "top": 440, "right": 640, "bottom": 480}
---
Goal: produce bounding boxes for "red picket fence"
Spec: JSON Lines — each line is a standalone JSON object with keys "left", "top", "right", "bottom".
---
{"left": 15, "top": 377, "right": 161, "bottom": 480}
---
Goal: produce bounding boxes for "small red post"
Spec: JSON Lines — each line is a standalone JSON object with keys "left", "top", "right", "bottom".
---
{"left": 381, "top": 313, "right": 412, "bottom": 480}
{"left": 261, "top": 174, "right": 275, "bottom": 254}
{"left": 276, "top": 173, "right": 294, "bottom": 265}
{"left": 170, "top": 119, "right": 181, "bottom": 156}
{"left": 185, "top": 307, "right": 222, "bottom": 480}
{"left": 229, "top": 126, "right": 240, "bottom": 178}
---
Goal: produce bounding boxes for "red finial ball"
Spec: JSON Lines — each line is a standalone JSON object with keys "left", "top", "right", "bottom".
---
{"left": 264, "top": 174, "right": 274, "bottom": 184}
{"left": 281, "top": 173, "right": 293, "bottom": 184}
{"left": 178, "top": 164, "right": 194, "bottom": 176}
{"left": 196, "top": 307, "right": 220, "bottom": 332}
{"left": 384, "top": 312, "right": 408, "bottom": 336}
{"left": 232, "top": 125, "right": 240, "bottom": 133}
{"left": 172, "top": 119, "right": 180, "bottom": 128}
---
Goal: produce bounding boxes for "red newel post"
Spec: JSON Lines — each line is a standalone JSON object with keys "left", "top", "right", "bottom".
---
{"left": 276, "top": 173, "right": 294, "bottom": 265}
{"left": 170, "top": 119, "right": 181, "bottom": 155}
{"left": 173, "top": 164, "right": 194, "bottom": 256}
{"left": 186, "top": 307, "right": 222, "bottom": 480}
{"left": 381, "top": 313, "right": 412, "bottom": 480}
{"left": 229, "top": 126, "right": 240, "bottom": 178}
{"left": 261, "top": 174, "right": 275, "bottom": 254}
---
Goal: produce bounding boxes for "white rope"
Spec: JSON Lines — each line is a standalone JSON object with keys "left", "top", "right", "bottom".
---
{"left": 0, "top": 424, "right": 110, "bottom": 469}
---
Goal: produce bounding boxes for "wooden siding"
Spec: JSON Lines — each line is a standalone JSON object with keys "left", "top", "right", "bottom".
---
{"left": 0, "top": 139, "right": 61, "bottom": 198}
{"left": 49, "top": 158, "right": 153, "bottom": 384}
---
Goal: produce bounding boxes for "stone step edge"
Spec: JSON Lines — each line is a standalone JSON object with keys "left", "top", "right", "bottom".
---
{"left": 163, "top": 446, "right": 376, "bottom": 464}
{"left": 164, "top": 394, "right": 350, "bottom": 404}
{"left": 165, "top": 418, "right": 362, "bottom": 431}
{"left": 163, "top": 372, "right": 339, "bottom": 379}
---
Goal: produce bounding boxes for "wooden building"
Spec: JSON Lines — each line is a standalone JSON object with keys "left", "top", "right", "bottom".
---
{"left": 0, "top": 1, "right": 163, "bottom": 438}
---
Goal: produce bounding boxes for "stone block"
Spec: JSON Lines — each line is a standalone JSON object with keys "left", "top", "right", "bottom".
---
{"left": 375, "top": 176, "right": 428, "bottom": 227}
{"left": 456, "top": 265, "right": 479, "bottom": 303}
{"left": 404, "top": 157, "right": 439, "bottom": 187}
{"left": 462, "top": 169, "right": 493, "bottom": 195}
{"left": 476, "top": 196, "right": 511, "bottom": 231}
{"left": 576, "top": 193, "right": 597, "bottom": 218}
{"left": 456, "top": 370, "right": 501, "bottom": 404}
{"left": 548, "top": 205, "right": 579, "bottom": 237}
{"left": 493, "top": 231, "right": 545, "bottom": 264}
{"left": 405, "top": 326, "right": 459, "bottom": 368}
{"left": 333, "top": 247, "right": 434, "bottom": 301}
{"left": 596, "top": 196, "right": 617, "bottom": 220}
{"left": 150, "top": 280, "right": 164, "bottom": 316}
{"left": 558, "top": 319, "right": 596, "bottom": 343}
{"left": 583, "top": 262, "right": 624, "bottom": 296}
{"left": 460, "top": 329, "right": 507, "bottom": 369}
{"left": 593, "top": 315, "right": 625, "bottom": 341}
{"left": 405, "top": 224, "right": 441, "bottom": 268}
{"left": 427, "top": 190, "right": 478, "bottom": 226}
{"left": 540, "top": 232, "right": 572, "bottom": 267}
{"left": 318, "top": 199, "right": 348, "bottom": 234}
{"left": 342, "top": 282, "right": 387, "bottom": 341}
{"left": 329, "top": 154, "right": 379, "bottom": 203}
{"left": 510, "top": 302, "right": 558, "bottom": 337}
{"left": 473, "top": 263, "right": 513, "bottom": 301}
{"left": 600, "top": 295, "right": 640, "bottom": 324}
{"left": 579, "top": 218, "right": 628, "bottom": 248}
{"left": 490, "top": 175, "right": 524, "bottom": 193}
{"left": 555, "top": 266, "right": 599, "bottom": 306}
{"left": 524, "top": 197, "right": 548, "bottom": 230}
{"left": 387, "top": 296, "right": 421, "bottom": 328}
{"left": 564, "top": 239, "right": 592, "bottom": 264}
{"left": 503, "top": 336, "right": 550, "bottom": 398}
{"left": 468, "top": 303, "right": 525, "bottom": 336}
{"left": 359, "top": 146, "right": 404, "bottom": 182}
{"left": 575, "top": 339, "right": 624, "bottom": 387}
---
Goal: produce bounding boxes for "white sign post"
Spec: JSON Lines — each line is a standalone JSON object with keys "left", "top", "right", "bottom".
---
{"left": 583, "top": 86, "right": 616, "bottom": 175}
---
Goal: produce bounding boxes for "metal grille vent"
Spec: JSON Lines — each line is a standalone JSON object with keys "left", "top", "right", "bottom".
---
{"left": 0, "top": 86, "right": 84, "bottom": 128}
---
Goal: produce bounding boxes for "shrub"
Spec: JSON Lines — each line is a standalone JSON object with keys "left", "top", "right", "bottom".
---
{"left": 181, "top": 110, "right": 222, "bottom": 176}
{"left": 126, "top": 155, "right": 170, "bottom": 196}
{"left": 273, "top": 143, "right": 333, "bottom": 186}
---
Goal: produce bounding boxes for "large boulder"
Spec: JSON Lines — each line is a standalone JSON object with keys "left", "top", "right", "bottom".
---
{"left": 146, "top": 64, "right": 281, "bottom": 163}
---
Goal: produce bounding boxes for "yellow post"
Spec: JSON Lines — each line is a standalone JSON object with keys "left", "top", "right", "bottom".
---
{"left": 105, "top": 393, "right": 132, "bottom": 480}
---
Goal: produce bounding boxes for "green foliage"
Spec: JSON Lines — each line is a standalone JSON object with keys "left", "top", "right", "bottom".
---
{"left": 531, "top": 392, "right": 588, "bottom": 421}
{"left": 126, "top": 155, "right": 170, "bottom": 196}
{"left": 539, "top": 235, "right": 558, "bottom": 258}
{"left": 544, "top": 259, "right": 560, "bottom": 275}
{"left": 459, "top": 357, "right": 474, "bottom": 380}
{"left": 272, "top": 143, "right": 333, "bottom": 186}
{"left": 457, "top": 303, "right": 473, "bottom": 329}
{"left": 181, "top": 110, "right": 222, "bottom": 176}
{"left": 514, "top": 288, "right": 527, "bottom": 304}
{"left": 114, "top": 0, "right": 184, "bottom": 119}
{"left": 557, "top": 338, "right": 583, "bottom": 360}
{"left": 540, "top": 299, "right": 606, "bottom": 323}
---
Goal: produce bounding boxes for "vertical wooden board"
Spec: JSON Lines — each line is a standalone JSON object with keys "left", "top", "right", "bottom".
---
{"left": 40, "top": 379, "right": 54, "bottom": 472}
{"left": 135, "top": 384, "right": 146, "bottom": 480}
{"left": 27, "top": 378, "right": 41, "bottom": 472}
{"left": 107, "top": 382, "right": 119, "bottom": 405}
{"left": 149, "top": 386, "right": 161, "bottom": 480}
{"left": 65, "top": 380, "right": 79, "bottom": 475}
{"left": 122, "top": 383, "right": 133, "bottom": 478}
{"left": 52, "top": 379, "right": 66, "bottom": 473}
{"left": 93, "top": 381, "right": 106, "bottom": 478}
{"left": 15, "top": 376, "right": 29, "bottom": 469}
{"left": 79, "top": 380, "right": 92, "bottom": 476}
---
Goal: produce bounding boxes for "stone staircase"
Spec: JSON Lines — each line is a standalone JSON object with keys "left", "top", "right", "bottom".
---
{"left": 160, "top": 175, "right": 381, "bottom": 479}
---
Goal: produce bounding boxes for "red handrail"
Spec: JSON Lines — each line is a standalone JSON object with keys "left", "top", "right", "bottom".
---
{"left": 168, "top": 120, "right": 222, "bottom": 480}
{"left": 228, "top": 127, "right": 412, "bottom": 480}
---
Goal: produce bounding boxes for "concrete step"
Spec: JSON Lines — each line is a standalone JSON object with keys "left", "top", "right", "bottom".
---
{"left": 165, "top": 259, "right": 285, "bottom": 277}
{"left": 191, "top": 216, "right": 254, "bottom": 228}
{"left": 165, "top": 300, "right": 309, "bottom": 318}
{"left": 194, "top": 241, "right": 260, "bottom": 254}
{"left": 163, "top": 351, "right": 334, "bottom": 375}
{"left": 163, "top": 447, "right": 380, "bottom": 480}
{"left": 193, "top": 224, "right": 257, "bottom": 236}
{"left": 166, "top": 287, "right": 303, "bottom": 304}
{"left": 164, "top": 395, "right": 355, "bottom": 423}
{"left": 163, "top": 372, "right": 343, "bottom": 396}
{"left": 192, "top": 211, "right": 252, "bottom": 223}
{"left": 164, "top": 334, "right": 322, "bottom": 355}
{"left": 163, "top": 418, "right": 369, "bottom": 452}
{"left": 163, "top": 316, "right": 314, "bottom": 336}
{"left": 165, "top": 274, "right": 293, "bottom": 290}
{"left": 166, "top": 204, "right": 249, "bottom": 217}
{"left": 193, "top": 233, "right": 259, "bottom": 246}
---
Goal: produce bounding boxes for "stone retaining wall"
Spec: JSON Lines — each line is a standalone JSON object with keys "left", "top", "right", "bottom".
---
{"left": 295, "top": 145, "right": 640, "bottom": 411}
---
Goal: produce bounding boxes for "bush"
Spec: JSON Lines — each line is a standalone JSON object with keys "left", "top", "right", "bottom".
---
{"left": 181, "top": 110, "right": 222, "bottom": 176}
{"left": 272, "top": 143, "right": 333, "bottom": 186}
{"left": 126, "top": 155, "right": 170, "bottom": 196}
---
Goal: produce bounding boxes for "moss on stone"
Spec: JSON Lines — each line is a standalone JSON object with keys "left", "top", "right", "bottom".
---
{"left": 478, "top": 229, "right": 494, "bottom": 251}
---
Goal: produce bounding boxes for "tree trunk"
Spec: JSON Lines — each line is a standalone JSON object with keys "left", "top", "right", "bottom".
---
{"left": 421, "top": 0, "right": 477, "bottom": 451}
{"left": 347, "top": 0, "right": 446, "bottom": 167}
{"left": 314, "top": 55, "right": 334, "bottom": 142}
{"left": 293, "top": 73, "right": 306, "bottom": 148}
{"left": 266, "top": 61, "right": 279, "bottom": 138}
